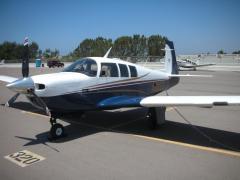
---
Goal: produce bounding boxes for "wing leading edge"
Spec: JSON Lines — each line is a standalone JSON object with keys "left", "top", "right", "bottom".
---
{"left": 140, "top": 96, "right": 240, "bottom": 107}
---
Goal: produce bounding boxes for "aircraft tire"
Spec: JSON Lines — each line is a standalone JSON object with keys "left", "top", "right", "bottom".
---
{"left": 50, "top": 123, "right": 65, "bottom": 139}
{"left": 147, "top": 108, "right": 157, "bottom": 130}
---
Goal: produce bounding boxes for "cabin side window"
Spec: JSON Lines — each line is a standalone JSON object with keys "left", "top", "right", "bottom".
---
{"left": 118, "top": 64, "right": 129, "bottom": 77}
{"left": 129, "top": 65, "right": 137, "bottom": 77}
{"left": 100, "top": 63, "right": 119, "bottom": 77}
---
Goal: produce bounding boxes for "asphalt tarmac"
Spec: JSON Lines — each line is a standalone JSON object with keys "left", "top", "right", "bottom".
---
{"left": 0, "top": 67, "right": 240, "bottom": 180}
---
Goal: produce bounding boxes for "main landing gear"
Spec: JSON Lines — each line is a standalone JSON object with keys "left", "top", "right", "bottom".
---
{"left": 48, "top": 116, "right": 65, "bottom": 140}
{"left": 146, "top": 107, "right": 166, "bottom": 129}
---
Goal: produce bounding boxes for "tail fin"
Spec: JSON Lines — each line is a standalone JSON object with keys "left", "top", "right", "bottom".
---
{"left": 164, "top": 40, "right": 178, "bottom": 74}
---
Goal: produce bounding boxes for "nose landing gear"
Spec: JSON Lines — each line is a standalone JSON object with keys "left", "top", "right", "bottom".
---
{"left": 48, "top": 116, "right": 65, "bottom": 140}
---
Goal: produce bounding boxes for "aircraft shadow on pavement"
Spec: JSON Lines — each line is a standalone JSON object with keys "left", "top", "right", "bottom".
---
{"left": 10, "top": 101, "right": 46, "bottom": 114}
{"left": 11, "top": 102, "right": 240, "bottom": 152}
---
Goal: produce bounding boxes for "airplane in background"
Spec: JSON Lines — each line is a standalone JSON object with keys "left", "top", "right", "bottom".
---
{"left": 0, "top": 40, "right": 240, "bottom": 140}
{"left": 177, "top": 58, "right": 215, "bottom": 71}
{"left": 0, "top": 60, "right": 5, "bottom": 65}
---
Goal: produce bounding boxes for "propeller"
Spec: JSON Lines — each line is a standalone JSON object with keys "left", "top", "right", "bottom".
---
{"left": 5, "top": 37, "right": 50, "bottom": 116}
{"left": 5, "top": 37, "right": 30, "bottom": 107}
{"left": 22, "top": 37, "right": 29, "bottom": 77}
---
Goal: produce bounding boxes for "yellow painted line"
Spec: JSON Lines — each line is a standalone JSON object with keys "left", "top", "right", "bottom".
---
{"left": 133, "top": 135, "right": 240, "bottom": 158}
{"left": 22, "top": 110, "right": 240, "bottom": 158}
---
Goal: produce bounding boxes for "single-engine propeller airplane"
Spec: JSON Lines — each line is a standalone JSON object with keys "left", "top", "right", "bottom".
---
{"left": 1, "top": 40, "right": 240, "bottom": 139}
{"left": 177, "top": 58, "right": 215, "bottom": 71}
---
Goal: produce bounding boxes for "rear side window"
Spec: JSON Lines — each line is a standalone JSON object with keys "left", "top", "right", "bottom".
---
{"left": 129, "top": 65, "right": 137, "bottom": 77}
{"left": 100, "top": 63, "right": 119, "bottom": 77}
{"left": 118, "top": 64, "right": 129, "bottom": 77}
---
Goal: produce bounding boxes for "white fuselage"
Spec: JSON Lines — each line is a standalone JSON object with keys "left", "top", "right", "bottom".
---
{"left": 32, "top": 57, "right": 170, "bottom": 98}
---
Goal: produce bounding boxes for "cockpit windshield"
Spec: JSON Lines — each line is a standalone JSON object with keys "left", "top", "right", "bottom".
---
{"left": 63, "top": 58, "right": 98, "bottom": 77}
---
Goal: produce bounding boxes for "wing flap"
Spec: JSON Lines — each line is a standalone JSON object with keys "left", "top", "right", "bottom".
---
{"left": 140, "top": 96, "right": 240, "bottom": 107}
{"left": 0, "top": 75, "right": 18, "bottom": 83}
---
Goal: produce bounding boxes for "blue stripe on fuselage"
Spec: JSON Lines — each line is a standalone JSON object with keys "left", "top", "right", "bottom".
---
{"left": 97, "top": 96, "right": 144, "bottom": 108}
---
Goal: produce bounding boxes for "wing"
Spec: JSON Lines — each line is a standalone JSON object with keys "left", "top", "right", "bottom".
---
{"left": 179, "top": 63, "right": 215, "bottom": 68}
{"left": 140, "top": 96, "right": 240, "bottom": 107}
{"left": 0, "top": 75, "right": 18, "bottom": 83}
{"left": 169, "top": 74, "right": 212, "bottom": 77}
{"left": 193, "top": 63, "right": 216, "bottom": 68}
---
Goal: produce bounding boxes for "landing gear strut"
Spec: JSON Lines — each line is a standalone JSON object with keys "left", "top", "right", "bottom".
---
{"left": 146, "top": 107, "right": 166, "bottom": 129}
{"left": 48, "top": 116, "right": 65, "bottom": 140}
{"left": 27, "top": 90, "right": 66, "bottom": 140}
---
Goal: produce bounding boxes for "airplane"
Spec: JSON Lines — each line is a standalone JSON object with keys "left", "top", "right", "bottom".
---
{"left": 0, "top": 60, "right": 5, "bottom": 65}
{"left": 177, "top": 58, "right": 215, "bottom": 71}
{"left": 0, "top": 40, "right": 240, "bottom": 140}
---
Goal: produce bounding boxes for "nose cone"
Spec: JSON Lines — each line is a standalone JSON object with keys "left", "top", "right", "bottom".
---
{"left": 7, "top": 78, "right": 34, "bottom": 94}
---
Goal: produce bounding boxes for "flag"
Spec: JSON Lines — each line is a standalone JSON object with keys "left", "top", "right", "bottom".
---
{"left": 24, "top": 37, "right": 29, "bottom": 46}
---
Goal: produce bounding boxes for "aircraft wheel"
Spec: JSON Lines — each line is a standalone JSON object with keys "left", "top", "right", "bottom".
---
{"left": 50, "top": 123, "right": 65, "bottom": 139}
{"left": 146, "top": 108, "right": 157, "bottom": 130}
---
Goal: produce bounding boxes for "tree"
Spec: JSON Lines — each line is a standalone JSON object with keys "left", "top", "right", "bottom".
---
{"left": 131, "top": 34, "right": 148, "bottom": 57}
{"left": 232, "top": 50, "right": 240, "bottom": 54}
{"left": 113, "top": 36, "right": 132, "bottom": 57}
{"left": 148, "top": 35, "right": 166, "bottom": 56}
{"left": 42, "top": 48, "right": 60, "bottom": 59}
{"left": 38, "top": 49, "right": 43, "bottom": 57}
{"left": 0, "top": 41, "right": 17, "bottom": 60}
{"left": 73, "top": 37, "right": 112, "bottom": 57}
{"left": 0, "top": 41, "right": 40, "bottom": 61}
{"left": 29, "top": 42, "right": 39, "bottom": 59}
{"left": 51, "top": 49, "right": 60, "bottom": 58}
{"left": 67, "top": 34, "right": 169, "bottom": 62}
{"left": 217, "top": 49, "right": 225, "bottom": 54}
{"left": 43, "top": 48, "right": 51, "bottom": 58}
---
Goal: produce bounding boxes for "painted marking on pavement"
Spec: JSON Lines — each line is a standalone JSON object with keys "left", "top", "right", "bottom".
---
{"left": 4, "top": 150, "right": 45, "bottom": 167}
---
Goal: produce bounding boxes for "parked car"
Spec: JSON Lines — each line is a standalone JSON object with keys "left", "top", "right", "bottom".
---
{"left": 47, "top": 60, "right": 64, "bottom": 68}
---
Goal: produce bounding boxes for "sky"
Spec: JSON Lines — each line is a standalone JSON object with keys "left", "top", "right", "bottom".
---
{"left": 0, "top": 0, "right": 240, "bottom": 55}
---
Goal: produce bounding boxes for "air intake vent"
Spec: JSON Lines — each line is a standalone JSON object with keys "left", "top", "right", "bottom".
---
{"left": 35, "top": 83, "right": 45, "bottom": 90}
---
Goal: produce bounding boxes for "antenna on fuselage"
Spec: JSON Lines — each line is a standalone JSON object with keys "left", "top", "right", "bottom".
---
{"left": 103, "top": 47, "right": 112, "bottom": 58}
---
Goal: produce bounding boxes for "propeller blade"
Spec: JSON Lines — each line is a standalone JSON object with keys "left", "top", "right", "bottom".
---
{"left": 22, "top": 37, "right": 29, "bottom": 77}
{"left": 29, "top": 90, "right": 51, "bottom": 116}
{"left": 5, "top": 93, "right": 20, "bottom": 107}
